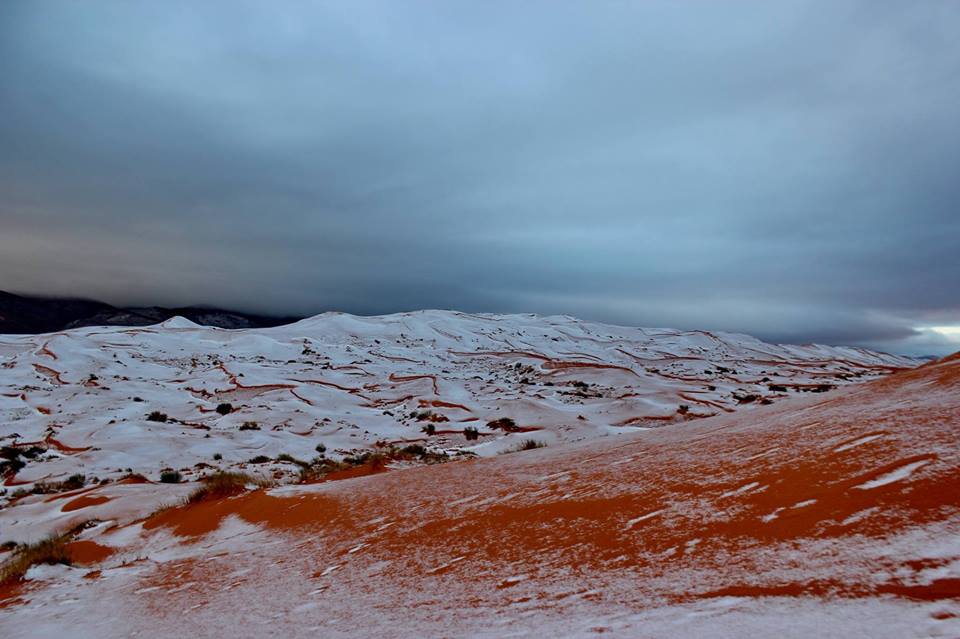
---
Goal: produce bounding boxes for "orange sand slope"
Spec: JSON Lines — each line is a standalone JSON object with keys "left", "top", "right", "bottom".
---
{"left": 2, "top": 354, "right": 959, "bottom": 638}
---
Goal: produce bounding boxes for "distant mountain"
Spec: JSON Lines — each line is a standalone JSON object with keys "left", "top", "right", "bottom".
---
{"left": 0, "top": 290, "right": 300, "bottom": 333}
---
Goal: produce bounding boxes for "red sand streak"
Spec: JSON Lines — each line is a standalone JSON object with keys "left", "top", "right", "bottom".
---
{"left": 44, "top": 436, "right": 92, "bottom": 454}
{"left": 374, "top": 352, "right": 421, "bottom": 363}
{"left": 541, "top": 360, "right": 642, "bottom": 378}
{"left": 450, "top": 350, "right": 552, "bottom": 361}
{"left": 38, "top": 342, "right": 58, "bottom": 360}
{"left": 64, "top": 540, "right": 115, "bottom": 565}
{"left": 389, "top": 373, "right": 440, "bottom": 395}
{"left": 62, "top": 494, "right": 111, "bottom": 512}
{"left": 292, "top": 378, "right": 361, "bottom": 393}
{"left": 32, "top": 363, "right": 67, "bottom": 385}
{"left": 419, "top": 399, "right": 472, "bottom": 412}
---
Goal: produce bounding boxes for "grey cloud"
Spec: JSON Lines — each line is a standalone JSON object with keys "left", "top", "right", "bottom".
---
{"left": 1, "top": 0, "right": 959, "bottom": 355}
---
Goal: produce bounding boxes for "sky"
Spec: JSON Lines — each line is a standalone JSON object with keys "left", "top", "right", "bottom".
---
{"left": 1, "top": 1, "right": 958, "bottom": 356}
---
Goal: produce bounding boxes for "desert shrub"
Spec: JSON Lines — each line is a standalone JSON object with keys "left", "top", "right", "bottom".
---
{"left": 215, "top": 403, "right": 234, "bottom": 415}
{"left": 147, "top": 411, "right": 168, "bottom": 423}
{"left": 63, "top": 474, "right": 85, "bottom": 490}
{"left": 31, "top": 474, "right": 85, "bottom": 495}
{"left": 421, "top": 423, "right": 436, "bottom": 436}
{"left": 247, "top": 455, "right": 271, "bottom": 464}
{"left": 187, "top": 471, "right": 266, "bottom": 503}
{"left": 0, "top": 533, "right": 72, "bottom": 585}
{"left": 463, "top": 426, "right": 480, "bottom": 441}
{"left": 487, "top": 417, "right": 519, "bottom": 432}
{"left": 0, "top": 447, "right": 26, "bottom": 476}
{"left": 401, "top": 444, "right": 427, "bottom": 457}
{"left": 677, "top": 404, "right": 689, "bottom": 415}
{"left": 297, "top": 457, "right": 347, "bottom": 483}
{"left": 503, "top": 439, "right": 547, "bottom": 454}
{"left": 412, "top": 410, "right": 448, "bottom": 423}
{"left": 277, "top": 453, "right": 309, "bottom": 468}
{"left": 768, "top": 384, "right": 788, "bottom": 393}
{"left": 19, "top": 446, "right": 46, "bottom": 460}
{"left": 212, "top": 453, "right": 222, "bottom": 461}
{"left": 239, "top": 421, "right": 260, "bottom": 431}
{"left": 315, "top": 443, "right": 326, "bottom": 454}
{"left": 159, "top": 470, "right": 182, "bottom": 484}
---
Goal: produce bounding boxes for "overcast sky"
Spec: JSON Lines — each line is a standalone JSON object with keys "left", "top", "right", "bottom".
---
{"left": 1, "top": 1, "right": 958, "bottom": 355}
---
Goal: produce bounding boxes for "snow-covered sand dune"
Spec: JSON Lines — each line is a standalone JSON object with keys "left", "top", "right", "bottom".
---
{"left": 1, "top": 310, "right": 914, "bottom": 508}
{"left": 4, "top": 313, "right": 954, "bottom": 638}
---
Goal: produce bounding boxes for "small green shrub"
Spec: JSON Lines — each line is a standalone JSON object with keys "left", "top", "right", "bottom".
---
{"left": 159, "top": 470, "right": 182, "bottom": 483}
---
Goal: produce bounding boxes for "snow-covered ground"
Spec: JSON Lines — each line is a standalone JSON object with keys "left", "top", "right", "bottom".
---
{"left": 4, "top": 312, "right": 954, "bottom": 638}
{"left": 1, "top": 311, "right": 914, "bottom": 507}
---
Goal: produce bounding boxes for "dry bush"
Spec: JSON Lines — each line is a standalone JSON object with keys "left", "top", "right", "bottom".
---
{"left": 187, "top": 471, "right": 270, "bottom": 503}
{"left": 0, "top": 533, "right": 72, "bottom": 586}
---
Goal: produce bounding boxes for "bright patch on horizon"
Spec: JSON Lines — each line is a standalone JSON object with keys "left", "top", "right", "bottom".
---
{"left": 929, "top": 326, "right": 960, "bottom": 340}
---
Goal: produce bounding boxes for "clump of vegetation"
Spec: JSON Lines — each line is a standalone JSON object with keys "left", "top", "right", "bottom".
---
{"left": 677, "top": 404, "right": 689, "bottom": 415}
{"left": 503, "top": 439, "right": 547, "bottom": 454}
{"left": 277, "top": 453, "right": 310, "bottom": 468}
{"left": 239, "top": 421, "right": 260, "bottom": 431}
{"left": 410, "top": 410, "right": 448, "bottom": 423}
{"left": 31, "top": 474, "right": 86, "bottom": 494}
{"left": 215, "top": 403, "right": 234, "bottom": 415}
{"left": 247, "top": 455, "right": 271, "bottom": 464}
{"left": 159, "top": 470, "right": 182, "bottom": 484}
{"left": 315, "top": 443, "right": 326, "bottom": 454}
{"left": 297, "top": 445, "right": 449, "bottom": 483}
{"left": 463, "top": 426, "right": 480, "bottom": 441}
{"left": 0, "top": 447, "right": 27, "bottom": 476}
{"left": 187, "top": 471, "right": 267, "bottom": 503}
{"left": 421, "top": 423, "right": 437, "bottom": 436}
{"left": 0, "top": 533, "right": 73, "bottom": 586}
{"left": 297, "top": 457, "right": 350, "bottom": 482}
{"left": 147, "top": 411, "right": 168, "bottom": 423}
{"left": 212, "top": 453, "right": 223, "bottom": 461}
{"left": 487, "top": 417, "right": 519, "bottom": 432}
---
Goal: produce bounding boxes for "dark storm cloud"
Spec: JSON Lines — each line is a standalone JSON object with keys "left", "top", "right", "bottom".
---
{"left": 1, "top": 1, "right": 959, "bottom": 355}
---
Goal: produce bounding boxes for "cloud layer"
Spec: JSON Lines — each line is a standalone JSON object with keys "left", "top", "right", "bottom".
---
{"left": 1, "top": 1, "right": 958, "bottom": 355}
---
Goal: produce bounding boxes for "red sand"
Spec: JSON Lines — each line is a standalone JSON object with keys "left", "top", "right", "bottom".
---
{"left": 133, "top": 354, "right": 959, "bottom": 608}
